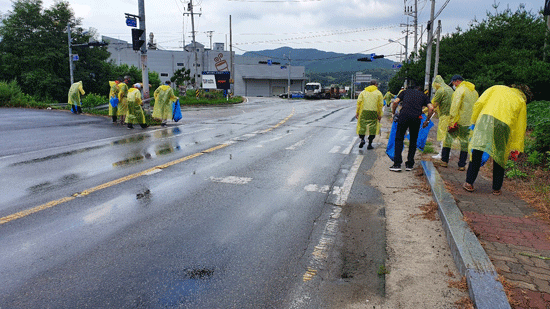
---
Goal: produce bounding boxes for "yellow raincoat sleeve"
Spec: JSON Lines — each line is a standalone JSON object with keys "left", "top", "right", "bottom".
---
{"left": 356, "top": 90, "right": 365, "bottom": 116}
{"left": 449, "top": 87, "right": 465, "bottom": 124}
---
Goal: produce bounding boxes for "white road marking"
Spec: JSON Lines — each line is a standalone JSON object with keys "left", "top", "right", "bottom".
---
{"left": 303, "top": 184, "right": 330, "bottom": 193}
{"left": 209, "top": 176, "right": 252, "bottom": 185}
{"left": 286, "top": 139, "right": 307, "bottom": 150}
{"left": 334, "top": 155, "right": 363, "bottom": 206}
{"left": 329, "top": 146, "right": 341, "bottom": 154}
{"left": 341, "top": 137, "right": 358, "bottom": 154}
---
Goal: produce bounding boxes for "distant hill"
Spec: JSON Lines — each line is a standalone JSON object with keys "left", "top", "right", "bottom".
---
{"left": 239, "top": 47, "right": 396, "bottom": 73}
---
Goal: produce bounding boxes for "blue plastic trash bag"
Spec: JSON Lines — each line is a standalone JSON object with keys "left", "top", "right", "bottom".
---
{"left": 416, "top": 114, "right": 434, "bottom": 152}
{"left": 386, "top": 120, "right": 398, "bottom": 161}
{"left": 172, "top": 99, "right": 182, "bottom": 122}
{"left": 109, "top": 96, "right": 119, "bottom": 108}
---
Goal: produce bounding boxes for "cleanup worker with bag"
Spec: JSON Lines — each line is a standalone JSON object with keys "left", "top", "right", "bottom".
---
{"left": 463, "top": 85, "right": 531, "bottom": 195}
{"left": 439, "top": 75, "right": 478, "bottom": 170}
{"left": 125, "top": 83, "right": 148, "bottom": 129}
{"left": 117, "top": 76, "right": 131, "bottom": 125}
{"left": 430, "top": 75, "right": 454, "bottom": 159}
{"left": 108, "top": 79, "right": 120, "bottom": 123}
{"left": 68, "top": 81, "right": 85, "bottom": 114}
{"left": 153, "top": 81, "right": 178, "bottom": 127}
{"left": 355, "top": 80, "right": 384, "bottom": 149}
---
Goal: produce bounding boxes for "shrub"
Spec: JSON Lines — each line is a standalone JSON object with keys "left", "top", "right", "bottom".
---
{"left": 82, "top": 93, "right": 107, "bottom": 109}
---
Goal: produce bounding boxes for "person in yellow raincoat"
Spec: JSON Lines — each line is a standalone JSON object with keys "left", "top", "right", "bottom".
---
{"left": 356, "top": 80, "right": 384, "bottom": 149}
{"left": 153, "top": 81, "right": 178, "bottom": 126}
{"left": 383, "top": 90, "right": 394, "bottom": 107}
{"left": 430, "top": 75, "right": 454, "bottom": 159}
{"left": 108, "top": 79, "right": 120, "bottom": 123}
{"left": 68, "top": 81, "right": 85, "bottom": 114}
{"left": 440, "top": 75, "right": 479, "bottom": 170}
{"left": 463, "top": 85, "right": 530, "bottom": 195}
{"left": 117, "top": 76, "right": 130, "bottom": 125}
{"left": 126, "top": 83, "right": 148, "bottom": 129}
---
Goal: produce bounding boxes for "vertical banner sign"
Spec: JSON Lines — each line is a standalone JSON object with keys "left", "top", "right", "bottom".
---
{"left": 202, "top": 71, "right": 230, "bottom": 90}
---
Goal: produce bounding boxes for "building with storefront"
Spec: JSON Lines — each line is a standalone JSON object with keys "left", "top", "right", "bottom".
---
{"left": 102, "top": 35, "right": 306, "bottom": 97}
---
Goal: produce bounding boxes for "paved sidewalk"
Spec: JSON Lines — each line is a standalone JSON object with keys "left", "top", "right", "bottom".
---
{"left": 431, "top": 150, "right": 550, "bottom": 308}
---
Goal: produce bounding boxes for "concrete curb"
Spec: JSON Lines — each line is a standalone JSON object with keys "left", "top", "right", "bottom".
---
{"left": 421, "top": 161, "right": 511, "bottom": 309}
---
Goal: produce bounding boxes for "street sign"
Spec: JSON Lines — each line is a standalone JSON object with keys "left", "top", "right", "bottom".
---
{"left": 355, "top": 73, "right": 372, "bottom": 83}
{"left": 392, "top": 64, "right": 403, "bottom": 69}
{"left": 126, "top": 18, "right": 137, "bottom": 27}
{"left": 72, "top": 54, "right": 79, "bottom": 61}
{"left": 201, "top": 71, "right": 230, "bottom": 90}
{"left": 267, "top": 59, "right": 272, "bottom": 66}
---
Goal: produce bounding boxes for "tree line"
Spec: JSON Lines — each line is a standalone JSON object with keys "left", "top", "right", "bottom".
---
{"left": 0, "top": 0, "right": 160, "bottom": 103}
{"left": 389, "top": 6, "right": 550, "bottom": 101}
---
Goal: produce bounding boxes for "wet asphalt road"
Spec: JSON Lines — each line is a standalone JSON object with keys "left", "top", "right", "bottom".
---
{"left": 0, "top": 98, "right": 377, "bottom": 308}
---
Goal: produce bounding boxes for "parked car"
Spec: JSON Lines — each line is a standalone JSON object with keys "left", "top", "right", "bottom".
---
{"left": 279, "top": 91, "right": 304, "bottom": 99}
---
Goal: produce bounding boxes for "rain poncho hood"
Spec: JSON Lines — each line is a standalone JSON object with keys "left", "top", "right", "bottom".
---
{"left": 153, "top": 84, "right": 178, "bottom": 120}
{"left": 68, "top": 81, "right": 85, "bottom": 106}
{"left": 384, "top": 91, "right": 394, "bottom": 106}
{"left": 449, "top": 81, "right": 478, "bottom": 126}
{"left": 431, "top": 75, "right": 454, "bottom": 141}
{"left": 469, "top": 85, "right": 527, "bottom": 167}
{"left": 356, "top": 85, "right": 383, "bottom": 136}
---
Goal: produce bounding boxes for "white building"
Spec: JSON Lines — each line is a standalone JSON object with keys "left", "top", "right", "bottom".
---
{"left": 102, "top": 35, "right": 306, "bottom": 97}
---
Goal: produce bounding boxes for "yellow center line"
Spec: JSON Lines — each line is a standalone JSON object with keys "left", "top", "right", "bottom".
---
{"left": 0, "top": 109, "right": 296, "bottom": 225}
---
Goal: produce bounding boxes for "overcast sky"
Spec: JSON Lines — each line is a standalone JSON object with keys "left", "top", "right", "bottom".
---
{"left": 0, "top": 0, "right": 545, "bottom": 61}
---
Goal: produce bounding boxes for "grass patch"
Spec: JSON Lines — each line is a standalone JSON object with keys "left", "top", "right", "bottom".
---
{"left": 377, "top": 265, "right": 390, "bottom": 276}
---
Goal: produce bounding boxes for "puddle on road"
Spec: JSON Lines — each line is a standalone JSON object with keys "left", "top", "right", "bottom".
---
{"left": 157, "top": 268, "right": 216, "bottom": 307}
{"left": 28, "top": 174, "right": 81, "bottom": 194}
{"left": 10, "top": 145, "right": 105, "bottom": 167}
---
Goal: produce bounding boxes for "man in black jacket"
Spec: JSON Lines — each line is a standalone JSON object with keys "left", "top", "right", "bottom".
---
{"left": 390, "top": 81, "right": 434, "bottom": 171}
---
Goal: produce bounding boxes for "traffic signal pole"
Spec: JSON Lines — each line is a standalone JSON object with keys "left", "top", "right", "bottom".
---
{"left": 67, "top": 23, "right": 74, "bottom": 85}
{"left": 138, "top": 0, "right": 150, "bottom": 105}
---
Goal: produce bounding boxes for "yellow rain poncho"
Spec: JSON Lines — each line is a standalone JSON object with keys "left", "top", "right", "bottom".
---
{"left": 445, "top": 80, "right": 479, "bottom": 151}
{"left": 108, "top": 81, "right": 119, "bottom": 117}
{"left": 126, "top": 88, "right": 146, "bottom": 125}
{"left": 68, "top": 81, "right": 85, "bottom": 107}
{"left": 356, "top": 85, "right": 384, "bottom": 136}
{"left": 431, "top": 75, "right": 454, "bottom": 141}
{"left": 469, "top": 85, "right": 527, "bottom": 167}
{"left": 117, "top": 82, "right": 129, "bottom": 116}
{"left": 153, "top": 85, "right": 178, "bottom": 120}
{"left": 383, "top": 91, "right": 394, "bottom": 106}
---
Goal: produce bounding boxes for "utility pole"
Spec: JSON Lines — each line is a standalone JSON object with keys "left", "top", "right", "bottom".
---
{"left": 433, "top": 20, "right": 442, "bottom": 82}
{"left": 205, "top": 30, "right": 214, "bottom": 50}
{"left": 189, "top": 0, "right": 199, "bottom": 91}
{"left": 414, "top": 0, "right": 418, "bottom": 57}
{"left": 138, "top": 0, "right": 150, "bottom": 104}
{"left": 67, "top": 23, "right": 74, "bottom": 85}
{"left": 286, "top": 51, "right": 291, "bottom": 101}
{"left": 230, "top": 15, "right": 234, "bottom": 96}
{"left": 423, "top": 0, "right": 436, "bottom": 94}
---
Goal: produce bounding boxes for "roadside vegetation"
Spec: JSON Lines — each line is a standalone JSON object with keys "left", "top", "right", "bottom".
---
{"left": 0, "top": 0, "right": 242, "bottom": 113}
{"left": 389, "top": 5, "right": 550, "bottom": 217}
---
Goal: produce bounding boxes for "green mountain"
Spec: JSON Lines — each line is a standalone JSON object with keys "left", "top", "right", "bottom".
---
{"left": 240, "top": 47, "right": 396, "bottom": 73}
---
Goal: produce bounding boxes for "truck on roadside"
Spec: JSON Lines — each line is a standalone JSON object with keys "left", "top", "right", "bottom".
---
{"left": 305, "top": 82, "right": 342, "bottom": 99}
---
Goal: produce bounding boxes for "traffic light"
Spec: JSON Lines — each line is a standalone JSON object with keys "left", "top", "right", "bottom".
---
{"left": 357, "top": 54, "right": 385, "bottom": 62}
{"left": 131, "top": 28, "right": 145, "bottom": 51}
